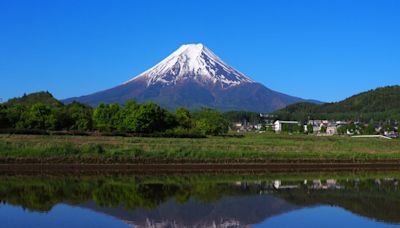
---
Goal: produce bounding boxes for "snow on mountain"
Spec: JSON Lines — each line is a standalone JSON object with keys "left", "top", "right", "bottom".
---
{"left": 125, "top": 43, "right": 254, "bottom": 87}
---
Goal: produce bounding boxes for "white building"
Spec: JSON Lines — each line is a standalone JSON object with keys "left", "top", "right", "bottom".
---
{"left": 233, "top": 122, "right": 242, "bottom": 128}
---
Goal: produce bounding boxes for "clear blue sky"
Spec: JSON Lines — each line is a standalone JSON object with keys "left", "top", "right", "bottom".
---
{"left": 1, "top": 0, "right": 399, "bottom": 102}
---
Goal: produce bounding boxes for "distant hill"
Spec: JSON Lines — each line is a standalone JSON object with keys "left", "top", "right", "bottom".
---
{"left": 274, "top": 86, "right": 400, "bottom": 121}
{"left": 4, "top": 91, "right": 63, "bottom": 108}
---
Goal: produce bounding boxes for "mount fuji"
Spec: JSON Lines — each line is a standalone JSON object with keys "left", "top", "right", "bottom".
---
{"left": 64, "top": 43, "right": 308, "bottom": 112}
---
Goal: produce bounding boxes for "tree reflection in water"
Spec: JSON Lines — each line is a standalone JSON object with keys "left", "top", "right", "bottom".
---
{"left": 0, "top": 172, "right": 399, "bottom": 227}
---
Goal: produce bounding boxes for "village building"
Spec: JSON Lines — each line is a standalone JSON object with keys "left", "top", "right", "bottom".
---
{"left": 326, "top": 124, "right": 338, "bottom": 135}
{"left": 306, "top": 120, "right": 346, "bottom": 135}
{"left": 307, "top": 120, "right": 323, "bottom": 133}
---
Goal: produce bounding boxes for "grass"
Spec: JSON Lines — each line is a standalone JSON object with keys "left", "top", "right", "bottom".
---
{"left": 0, "top": 133, "right": 400, "bottom": 161}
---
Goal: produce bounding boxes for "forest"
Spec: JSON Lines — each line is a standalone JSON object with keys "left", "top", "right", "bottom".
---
{"left": 0, "top": 92, "right": 230, "bottom": 136}
{"left": 274, "top": 86, "right": 400, "bottom": 122}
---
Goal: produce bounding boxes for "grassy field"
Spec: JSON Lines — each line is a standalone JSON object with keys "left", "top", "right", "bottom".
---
{"left": 0, "top": 133, "right": 400, "bottom": 162}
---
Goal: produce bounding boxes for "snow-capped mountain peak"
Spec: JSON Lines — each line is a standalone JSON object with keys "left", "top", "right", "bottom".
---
{"left": 64, "top": 43, "right": 307, "bottom": 112}
{"left": 125, "top": 43, "right": 254, "bottom": 87}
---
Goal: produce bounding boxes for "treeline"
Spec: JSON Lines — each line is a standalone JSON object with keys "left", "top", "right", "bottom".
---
{"left": 0, "top": 92, "right": 229, "bottom": 136}
{"left": 223, "top": 111, "right": 262, "bottom": 124}
{"left": 274, "top": 86, "right": 400, "bottom": 122}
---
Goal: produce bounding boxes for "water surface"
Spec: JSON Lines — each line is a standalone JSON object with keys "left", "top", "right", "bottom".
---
{"left": 0, "top": 172, "right": 399, "bottom": 227}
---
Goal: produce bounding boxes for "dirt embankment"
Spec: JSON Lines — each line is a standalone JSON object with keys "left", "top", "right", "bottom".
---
{"left": 0, "top": 157, "right": 399, "bottom": 175}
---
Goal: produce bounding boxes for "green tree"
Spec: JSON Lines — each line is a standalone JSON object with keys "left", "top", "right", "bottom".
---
{"left": 297, "top": 123, "right": 304, "bottom": 134}
{"left": 47, "top": 107, "right": 73, "bottom": 130}
{"left": 307, "top": 124, "right": 314, "bottom": 134}
{"left": 193, "top": 109, "right": 229, "bottom": 135}
{"left": 337, "top": 125, "right": 347, "bottom": 135}
{"left": 66, "top": 102, "right": 93, "bottom": 131}
{"left": 123, "top": 102, "right": 169, "bottom": 133}
{"left": 175, "top": 107, "right": 192, "bottom": 129}
{"left": 362, "top": 124, "right": 376, "bottom": 135}
{"left": 21, "top": 103, "right": 52, "bottom": 129}
{"left": 320, "top": 126, "right": 327, "bottom": 134}
{"left": 266, "top": 125, "right": 274, "bottom": 133}
{"left": 0, "top": 105, "right": 10, "bottom": 129}
{"left": 223, "top": 111, "right": 261, "bottom": 124}
{"left": 5, "top": 104, "right": 26, "bottom": 128}
{"left": 119, "top": 101, "right": 139, "bottom": 131}
{"left": 281, "top": 123, "right": 290, "bottom": 133}
{"left": 93, "top": 103, "right": 121, "bottom": 131}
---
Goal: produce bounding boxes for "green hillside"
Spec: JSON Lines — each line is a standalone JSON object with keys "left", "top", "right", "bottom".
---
{"left": 275, "top": 86, "right": 400, "bottom": 121}
{"left": 4, "top": 91, "right": 63, "bottom": 108}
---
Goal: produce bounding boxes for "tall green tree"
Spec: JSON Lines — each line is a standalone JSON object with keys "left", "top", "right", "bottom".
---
{"left": 47, "top": 107, "right": 72, "bottom": 130}
{"left": 0, "top": 105, "right": 10, "bottom": 129}
{"left": 362, "top": 124, "right": 376, "bottom": 135}
{"left": 337, "top": 125, "right": 347, "bottom": 135}
{"left": 193, "top": 109, "right": 229, "bottom": 135}
{"left": 123, "top": 102, "right": 169, "bottom": 133}
{"left": 66, "top": 102, "right": 93, "bottom": 131}
{"left": 320, "top": 126, "right": 327, "bottom": 134}
{"left": 22, "top": 103, "right": 52, "bottom": 129}
{"left": 175, "top": 107, "right": 192, "bottom": 129}
{"left": 5, "top": 104, "right": 26, "bottom": 128}
{"left": 223, "top": 111, "right": 261, "bottom": 124}
{"left": 307, "top": 124, "right": 314, "bottom": 134}
{"left": 281, "top": 123, "right": 290, "bottom": 133}
{"left": 93, "top": 103, "right": 121, "bottom": 131}
{"left": 297, "top": 123, "right": 304, "bottom": 134}
{"left": 119, "top": 101, "right": 139, "bottom": 131}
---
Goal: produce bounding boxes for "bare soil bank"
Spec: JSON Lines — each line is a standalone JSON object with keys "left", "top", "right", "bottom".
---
{"left": 0, "top": 159, "right": 399, "bottom": 175}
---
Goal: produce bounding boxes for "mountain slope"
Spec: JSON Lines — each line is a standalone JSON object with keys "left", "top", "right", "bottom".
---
{"left": 275, "top": 85, "right": 400, "bottom": 121}
{"left": 64, "top": 43, "right": 305, "bottom": 112}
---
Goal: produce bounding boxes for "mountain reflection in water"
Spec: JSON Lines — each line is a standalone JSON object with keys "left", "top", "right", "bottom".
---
{"left": 0, "top": 172, "right": 399, "bottom": 227}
